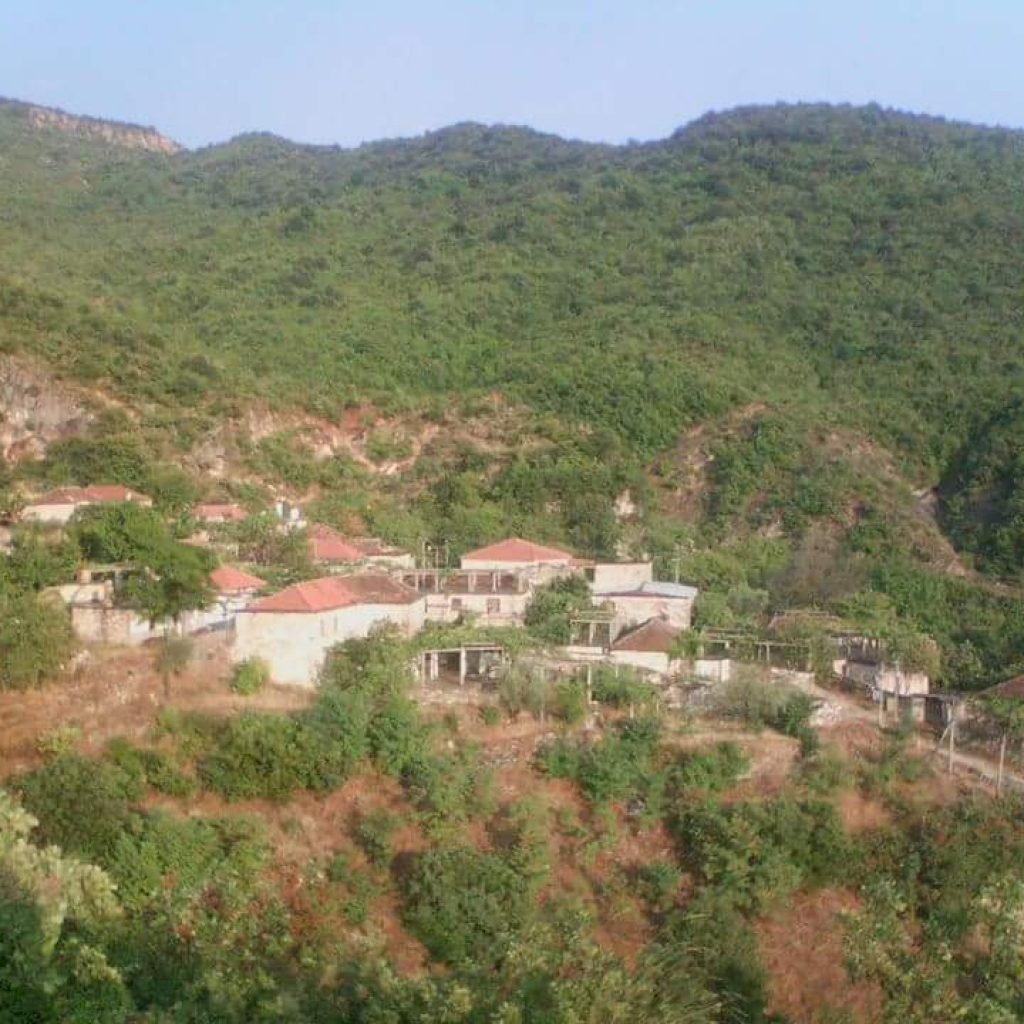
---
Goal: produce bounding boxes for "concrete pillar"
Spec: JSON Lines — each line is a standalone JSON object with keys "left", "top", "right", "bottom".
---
{"left": 429, "top": 651, "right": 439, "bottom": 681}
{"left": 459, "top": 647, "right": 467, "bottom": 687}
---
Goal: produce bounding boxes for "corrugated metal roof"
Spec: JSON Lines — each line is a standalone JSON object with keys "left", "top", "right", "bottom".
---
{"left": 602, "top": 580, "right": 698, "bottom": 600}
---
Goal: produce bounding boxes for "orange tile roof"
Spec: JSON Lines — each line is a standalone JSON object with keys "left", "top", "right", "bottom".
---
{"left": 307, "top": 524, "right": 366, "bottom": 563}
{"left": 981, "top": 675, "right": 1024, "bottom": 700}
{"left": 246, "top": 574, "right": 421, "bottom": 614}
{"left": 195, "top": 502, "right": 248, "bottom": 522}
{"left": 462, "top": 537, "right": 574, "bottom": 564}
{"left": 211, "top": 565, "right": 266, "bottom": 593}
{"left": 612, "top": 617, "right": 682, "bottom": 654}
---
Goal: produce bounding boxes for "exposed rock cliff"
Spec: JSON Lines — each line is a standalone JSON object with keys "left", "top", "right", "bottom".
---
{"left": 2, "top": 98, "right": 181, "bottom": 154}
{"left": 0, "top": 357, "right": 94, "bottom": 462}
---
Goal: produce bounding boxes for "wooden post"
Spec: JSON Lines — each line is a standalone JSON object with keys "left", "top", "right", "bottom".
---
{"left": 948, "top": 718, "right": 956, "bottom": 775}
{"left": 997, "top": 732, "right": 1008, "bottom": 796}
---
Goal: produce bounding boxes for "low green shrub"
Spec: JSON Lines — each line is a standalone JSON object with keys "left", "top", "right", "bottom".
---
{"left": 355, "top": 808, "right": 401, "bottom": 868}
{"left": 35, "top": 726, "right": 82, "bottom": 759}
{"left": 230, "top": 657, "right": 270, "bottom": 696}
{"left": 106, "top": 738, "right": 197, "bottom": 798}
{"left": 197, "top": 713, "right": 358, "bottom": 801}
{"left": 673, "top": 797, "right": 849, "bottom": 912}
{"left": 402, "top": 846, "right": 535, "bottom": 965}
{"left": 670, "top": 742, "right": 749, "bottom": 792}
{"left": 634, "top": 860, "right": 683, "bottom": 913}
{"left": 479, "top": 704, "right": 502, "bottom": 727}
{"left": 14, "top": 754, "right": 143, "bottom": 860}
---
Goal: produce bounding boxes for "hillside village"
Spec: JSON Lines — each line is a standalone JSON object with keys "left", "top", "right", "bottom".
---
{"left": 8, "top": 92, "right": 1024, "bottom": 1022}
{"left": 12, "top": 479, "right": 970, "bottom": 724}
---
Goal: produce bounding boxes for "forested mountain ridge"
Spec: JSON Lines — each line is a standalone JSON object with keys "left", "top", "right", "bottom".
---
{"left": 3, "top": 97, "right": 1024, "bottom": 685}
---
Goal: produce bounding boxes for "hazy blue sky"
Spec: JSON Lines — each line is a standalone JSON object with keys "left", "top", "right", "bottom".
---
{"left": 2, "top": 1, "right": 1020, "bottom": 149}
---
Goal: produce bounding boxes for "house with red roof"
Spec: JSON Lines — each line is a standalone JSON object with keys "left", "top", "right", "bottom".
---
{"left": 610, "top": 616, "right": 684, "bottom": 676}
{"left": 306, "top": 524, "right": 414, "bottom": 570}
{"left": 460, "top": 537, "right": 577, "bottom": 582}
{"left": 233, "top": 573, "right": 426, "bottom": 685}
{"left": 21, "top": 485, "right": 152, "bottom": 525}
{"left": 194, "top": 502, "right": 248, "bottom": 525}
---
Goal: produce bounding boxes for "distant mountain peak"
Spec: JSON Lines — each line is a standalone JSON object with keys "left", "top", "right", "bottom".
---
{"left": 0, "top": 97, "right": 182, "bottom": 154}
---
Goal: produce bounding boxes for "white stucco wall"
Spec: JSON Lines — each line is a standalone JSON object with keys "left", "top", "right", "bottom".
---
{"left": 844, "top": 660, "right": 929, "bottom": 696}
{"left": 21, "top": 503, "right": 77, "bottom": 524}
{"left": 610, "top": 649, "right": 675, "bottom": 676}
{"left": 607, "top": 595, "right": 693, "bottom": 634}
{"left": 590, "top": 562, "right": 653, "bottom": 594}
{"left": 234, "top": 599, "right": 426, "bottom": 687}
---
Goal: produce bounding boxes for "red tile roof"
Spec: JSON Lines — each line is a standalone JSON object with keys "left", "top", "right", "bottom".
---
{"left": 980, "top": 675, "right": 1024, "bottom": 700}
{"left": 307, "top": 524, "right": 366, "bottom": 563}
{"left": 246, "top": 574, "right": 421, "bottom": 614}
{"left": 211, "top": 565, "right": 266, "bottom": 593}
{"left": 195, "top": 502, "right": 248, "bottom": 522}
{"left": 612, "top": 617, "right": 682, "bottom": 654}
{"left": 462, "top": 537, "right": 574, "bottom": 565}
{"left": 34, "top": 484, "right": 146, "bottom": 506}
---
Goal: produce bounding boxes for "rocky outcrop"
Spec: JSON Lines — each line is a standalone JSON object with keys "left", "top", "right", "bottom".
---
{"left": 6, "top": 100, "right": 182, "bottom": 154}
{"left": 0, "top": 357, "right": 94, "bottom": 462}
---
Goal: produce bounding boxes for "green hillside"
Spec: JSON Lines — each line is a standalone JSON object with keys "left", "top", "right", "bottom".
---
{"left": 2, "top": 97, "right": 1024, "bottom": 685}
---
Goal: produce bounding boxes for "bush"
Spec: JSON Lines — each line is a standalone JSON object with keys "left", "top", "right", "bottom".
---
{"left": 35, "top": 726, "right": 82, "bottom": 759}
{"left": 197, "top": 713, "right": 360, "bottom": 800}
{"left": 15, "top": 754, "right": 142, "bottom": 860}
{"left": 635, "top": 860, "right": 683, "bottom": 914}
{"left": 674, "top": 797, "right": 849, "bottom": 912}
{"left": 402, "top": 846, "right": 534, "bottom": 964}
{"left": 231, "top": 658, "right": 270, "bottom": 696}
{"left": 106, "top": 738, "right": 197, "bottom": 798}
{"left": 670, "top": 742, "right": 749, "bottom": 792}
{"left": 536, "top": 717, "right": 663, "bottom": 805}
{"left": 550, "top": 679, "right": 588, "bottom": 725}
{"left": 355, "top": 808, "right": 401, "bottom": 868}
{"left": 479, "top": 704, "right": 502, "bottom": 726}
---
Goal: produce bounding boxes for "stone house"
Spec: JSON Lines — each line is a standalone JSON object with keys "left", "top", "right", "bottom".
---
{"left": 597, "top": 580, "right": 698, "bottom": 636}
{"left": 400, "top": 569, "right": 532, "bottom": 626}
{"left": 460, "top": 537, "right": 578, "bottom": 583}
{"left": 306, "top": 524, "right": 414, "bottom": 571}
{"left": 21, "top": 485, "right": 151, "bottom": 525}
{"left": 233, "top": 574, "right": 426, "bottom": 686}
{"left": 610, "top": 617, "right": 684, "bottom": 676}
{"left": 52, "top": 563, "right": 268, "bottom": 646}
{"left": 193, "top": 502, "right": 248, "bottom": 524}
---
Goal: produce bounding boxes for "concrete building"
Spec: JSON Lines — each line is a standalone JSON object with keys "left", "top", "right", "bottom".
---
{"left": 305, "top": 524, "right": 414, "bottom": 571}
{"left": 52, "top": 563, "right": 268, "bottom": 646}
{"left": 610, "top": 617, "right": 684, "bottom": 676}
{"left": 588, "top": 561, "right": 654, "bottom": 594}
{"left": 597, "top": 580, "right": 698, "bottom": 635}
{"left": 461, "top": 537, "right": 577, "bottom": 582}
{"left": 194, "top": 502, "right": 248, "bottom": 524}
{"left": 21, "top": 485, "right": 151, "bottom": 525}
{"left": 233, "top": 574, "right": 426, "bottom": 686}
{"left": 348, "top": 536, "right": 415, "bottom": 570}
{"left": 401, "top": 569, "right": 531, "bottom": 626}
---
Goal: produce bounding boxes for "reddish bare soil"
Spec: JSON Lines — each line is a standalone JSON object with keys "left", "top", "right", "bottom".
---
{"left": 0, "top": 636, "right": 312, "bottom": 776}
{"left": 757, "top": 888, "right": 884, "bottom": 1024}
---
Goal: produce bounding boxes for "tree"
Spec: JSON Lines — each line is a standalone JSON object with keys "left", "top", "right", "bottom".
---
{"left": 524, "top": 575, "right": 592, "bottom": 645}
{"left": 0, "top": 592, "right": 75, "bottom": 690}
{"left": 155, "top": 634, "right": 193, "bottom": 701}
